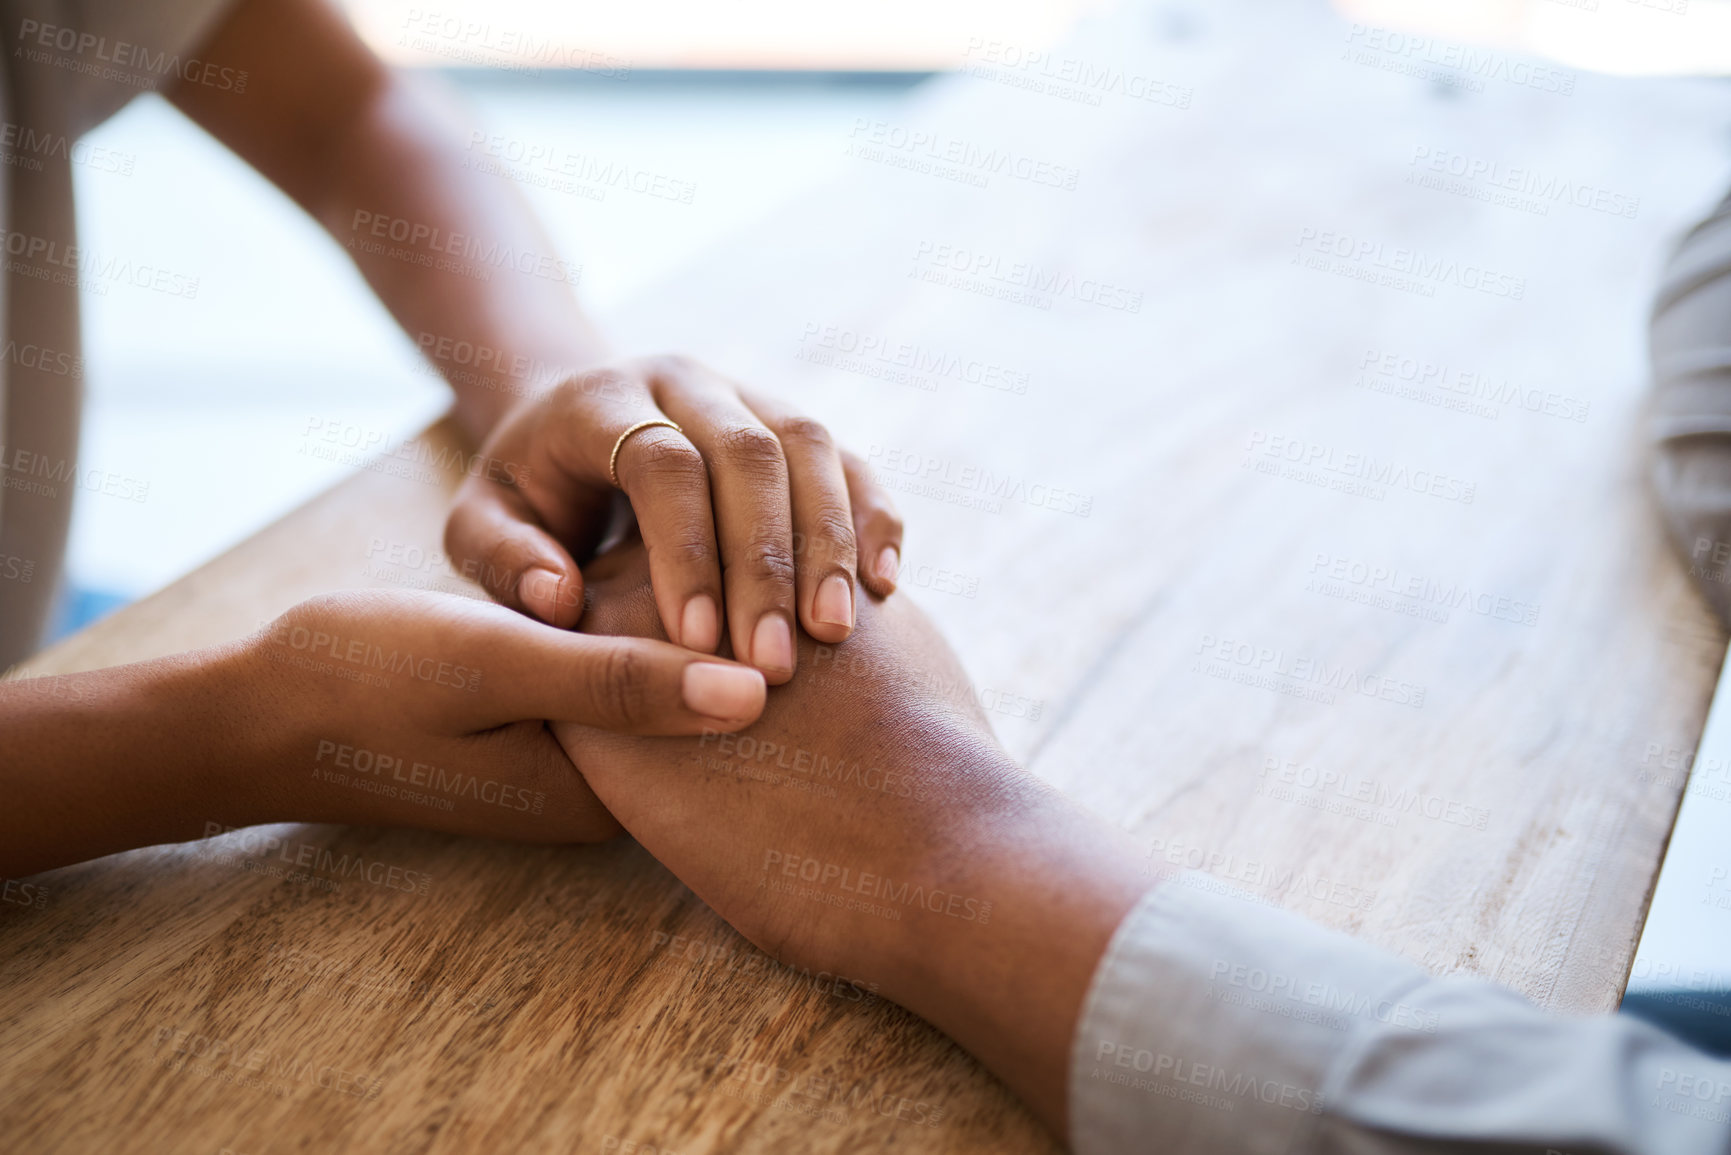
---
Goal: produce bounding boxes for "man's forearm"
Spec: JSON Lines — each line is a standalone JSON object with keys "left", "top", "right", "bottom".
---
{"left": 906, "top": 786, "right": 1146, "bottom": 1137}
{"left": 554, "top": 557, "right": 1154, "bottom": 1141}
{"left": 316, "top": 72, "right": 610, "bottom": 439}
{"left": 835, "top": 752, "right": 1150, "bottom": 1139}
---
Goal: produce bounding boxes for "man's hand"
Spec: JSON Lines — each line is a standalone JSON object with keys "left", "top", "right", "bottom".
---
{"left": 444, "top": 357, "right": 904, "bottom": 683}
{"left": 550, "top": 539, "right": 1147, "bottom": 1138}
{"left": 550, "top": 533, "right": 1001, "bottom": 968}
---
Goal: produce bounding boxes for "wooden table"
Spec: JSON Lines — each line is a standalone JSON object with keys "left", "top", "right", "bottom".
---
{"left": 8, "top": 0, "right": 1731, "bottom": 1150}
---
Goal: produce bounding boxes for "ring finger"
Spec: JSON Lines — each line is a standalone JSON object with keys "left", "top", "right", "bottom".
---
{"left": 602, "top": 395, "right": 726, "bottom": 654}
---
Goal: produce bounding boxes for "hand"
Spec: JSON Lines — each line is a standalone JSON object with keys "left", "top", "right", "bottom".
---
{"left": 443, "top": 355, "right": 904, "bottom": 683}
{"left": 549, "top": 539, "right": 1146, "bottom": 1137}
{"left": 237, "top": 588, "right": 768, "bottom": 844}
{"left": 551, "top": 535, "right": 1006, "bottom": 967}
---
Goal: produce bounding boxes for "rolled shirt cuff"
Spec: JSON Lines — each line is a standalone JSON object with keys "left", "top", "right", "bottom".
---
{"left": 1649, "top": 186, "right": 1731, "bottom": 625}
{"left": 1068, "top": 873, "right": 1428, "bottom": 1155}
{"left": 1069, "top": 873, "right": 1731, "bottom": 1155}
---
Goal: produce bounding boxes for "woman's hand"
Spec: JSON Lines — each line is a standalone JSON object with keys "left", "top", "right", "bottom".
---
{"left": 3, "top": 585, "right": 769, "bottom": 877}
{"left": 237, "top": 588, "right": 769, "bottom": 844}
{"left": 442, "top": 356, "right": 904, "bottom": 683}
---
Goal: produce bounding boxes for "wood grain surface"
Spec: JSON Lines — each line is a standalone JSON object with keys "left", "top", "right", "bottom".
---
{"left": 7, "top": 0, "right": 1731, "bottom": 1151}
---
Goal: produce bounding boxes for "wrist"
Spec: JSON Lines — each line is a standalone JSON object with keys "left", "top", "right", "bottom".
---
{"left": 210, "top": 631, "right": 308, "bottom": 827}
{"left": 448, "top": 346, "right": 615, "bottom": 445}
{"left": 873, "top": 756, "right": 1148, "bottom": 1137}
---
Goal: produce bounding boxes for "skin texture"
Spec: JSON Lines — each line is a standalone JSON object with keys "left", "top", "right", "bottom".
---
{"left": 0, "top": 591, "right": 765, "bottom": 878}
{"left": 167, "top": 0, "right": 905, "bottom": 682}
{"left": 443, "top": 361, "right": 906, "bottom": 680}
{"left": 0, "top": 537, "right": 1148, "bottom": 1141}
{"left": 554, "top": 540, "right": 1151, "bottom": 1140}
{"left": 0, "top": 2, "right": 1144, "bottom": 1137}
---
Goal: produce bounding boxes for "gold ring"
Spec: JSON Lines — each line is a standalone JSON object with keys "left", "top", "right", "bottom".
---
{"left": 608, "top": 418, "right": 684, "bottom": 488}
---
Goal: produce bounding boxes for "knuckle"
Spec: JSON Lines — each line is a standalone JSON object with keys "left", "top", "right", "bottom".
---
{"left": 629, "top": 434, "right": 706, "bottom": 482}
{"left": 655, "top": 352, "right": 701, "bottom": 378}
{"left": 810, "top": 507, "right": 857, "bottom": 545}
{"left": 775, "top": 415, "right": 834, "bottom": 453}
{"left": 666, "top": 532, "right": 714, "bottom": 570}
{"left": 713, "top": 424, "right": 784, "bottom": 471}
{"left": 734, "top": 537, "right": 798, "bottom": 588}
{"left": 852, "top": 471, "right": 897, "bottom": 513}
{"left": 590, "top": 645, "right": 653, "bottom": 727}
{"left": 858, "top": 486, "right": 903, "bottom": 527}
{"left": 799, "top": 509, "right": 857, "bottom": 569}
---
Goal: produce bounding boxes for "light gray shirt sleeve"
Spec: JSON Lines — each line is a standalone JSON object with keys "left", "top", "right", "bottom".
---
{"left": 1070, "top": 873, "right": 1731, "bottom": 1154}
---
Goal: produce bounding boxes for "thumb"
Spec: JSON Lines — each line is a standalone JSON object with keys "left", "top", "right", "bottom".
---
{"left": 445, "top": 482, "right": 585, "bottom": 627}
{"left": 475, "top": 604, "right": 767, "bottom": 735}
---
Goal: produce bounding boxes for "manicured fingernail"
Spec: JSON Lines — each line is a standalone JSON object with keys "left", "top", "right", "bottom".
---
{"left": 875, "top": 547, "right": 900, "bottom": 586}
{"left": 520, "top": 566, "right": 565, "bottom": 621}
{"left": 682, "top": 662, "right": 765, "bottom": 721}
{"left": 813, "top": 574, "right": 853, "bottom": 629}
{"left": 751, "top": 614, "right": 795, "bottom": 673}
{"left": 681, "top": 595, "right": 720, "bottom": 651}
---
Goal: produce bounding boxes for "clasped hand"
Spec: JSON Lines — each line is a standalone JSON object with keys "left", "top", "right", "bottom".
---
{"left": 240, "top": 364, "right": 941, "bottom": 855}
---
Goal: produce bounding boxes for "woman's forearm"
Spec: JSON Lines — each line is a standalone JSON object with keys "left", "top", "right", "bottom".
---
{"left": 318, "top": 70, "right": 613, "bottom": 439}
{"left": 168, "top": 0, "right": 612, "bottom": 443}
{"left": 0, "top": 645, "right": 271, "bottom": 878}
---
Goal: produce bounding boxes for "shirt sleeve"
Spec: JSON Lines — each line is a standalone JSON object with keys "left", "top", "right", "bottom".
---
{"left": 4, "top": 0, "right": 243, "bottom": 133}
{"left": 1070, "top": 873, "right": 1731, "bottom": 1154}
{"left": 1649, "top": 186, "right": 1731, "bottom": 628}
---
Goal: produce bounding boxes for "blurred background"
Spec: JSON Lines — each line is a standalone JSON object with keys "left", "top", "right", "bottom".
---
{"left": 57, "top": 0, "right": 1731, "bottom": 636}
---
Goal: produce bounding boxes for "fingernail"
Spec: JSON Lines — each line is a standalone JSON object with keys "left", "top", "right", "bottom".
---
{"left": 875, "top": 547, "right": 900, "bottom": 586}
{"left": 751, "top": 614, "right": 795, "bottom": 673}
{"left": 682, "top": 662, "right": 766, "bottom": 721}
{"left": 812, "top": 574, "right": 853, "bottom": 629}
{"left": 520, "top": 566, "right": 564, "bottom": 621}
{"left": 681, "top": 595, "right": 720, "bottom": 651}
